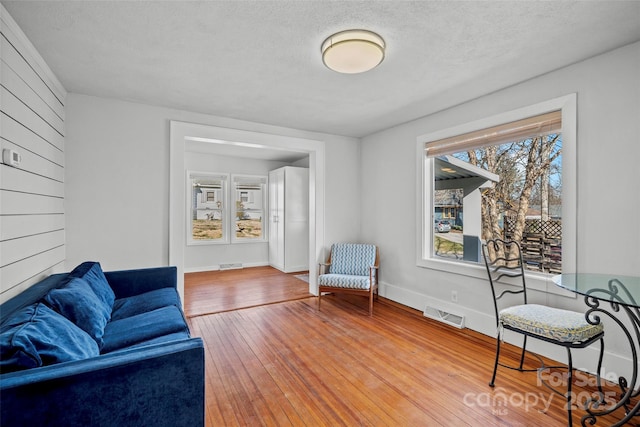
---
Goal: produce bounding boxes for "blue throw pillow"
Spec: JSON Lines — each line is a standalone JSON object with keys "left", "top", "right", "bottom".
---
{"left": 68, "top": 261, "right": 115, "bottom": 311}
{"left": 0, "top": 303, "right": 99, "bottom": 373}
{"left": 111, "top": 287, "right": 180, "bottom": 321}
{"left": 44, "top": 277, "right": 111, "bottom": 349}
{"left": 102, "top": 306, "right": 188, "bottom": 353}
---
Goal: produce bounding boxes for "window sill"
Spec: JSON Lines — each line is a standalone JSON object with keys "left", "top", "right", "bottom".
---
{"left": 416, "top": 256, "right": 575, "bottom": 298}
{"left": 187, "top": 240, "right": 230, "bottom": 246}
{"left": 231, "top": 239, "right": 268, "bottom": 244}
{"left": 187, "top": 239, "right": 268, "bottom": 246}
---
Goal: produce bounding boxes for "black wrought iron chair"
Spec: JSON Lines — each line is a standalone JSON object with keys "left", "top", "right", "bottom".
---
{"left": 482, "top": 238, "right": 604, "bottom": 426}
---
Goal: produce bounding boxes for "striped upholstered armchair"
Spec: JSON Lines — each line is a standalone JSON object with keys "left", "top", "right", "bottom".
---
{"left": 317, "top": 243, "right": 379, "bottom": 315}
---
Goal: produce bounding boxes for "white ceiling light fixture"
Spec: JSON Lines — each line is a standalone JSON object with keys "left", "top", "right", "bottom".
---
{"left": 321, "top": 29, "right": 385, "bottom": 74}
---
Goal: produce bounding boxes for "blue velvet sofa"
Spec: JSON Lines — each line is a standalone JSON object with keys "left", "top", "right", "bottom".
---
{"left": 0, "top": 262, "right": 204, "bottom": 427}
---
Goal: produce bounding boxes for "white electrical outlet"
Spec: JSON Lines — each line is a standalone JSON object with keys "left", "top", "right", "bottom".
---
{"left": 451, "top": 290, "right": 458, "bottom": 303}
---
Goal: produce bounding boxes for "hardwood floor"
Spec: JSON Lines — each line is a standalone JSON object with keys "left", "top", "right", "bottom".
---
{"left": 185, "top": 267, "right": 627, "bottom": 426}
{"left": 185, "top": 266, "right": 312, "bottom": 317}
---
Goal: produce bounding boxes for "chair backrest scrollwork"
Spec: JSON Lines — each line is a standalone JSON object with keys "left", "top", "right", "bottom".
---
{"left": 482, "top": 239, "right": 528, "bottom": 327}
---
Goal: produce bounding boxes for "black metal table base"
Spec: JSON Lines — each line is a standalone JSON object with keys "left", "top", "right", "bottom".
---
{"left": 582, "top": 279, "right": 640, "bottom": 427}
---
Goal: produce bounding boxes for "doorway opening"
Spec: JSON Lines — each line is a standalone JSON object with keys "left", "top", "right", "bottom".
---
{"left": 169, "top": 121, "right": 325, "bottom": 303}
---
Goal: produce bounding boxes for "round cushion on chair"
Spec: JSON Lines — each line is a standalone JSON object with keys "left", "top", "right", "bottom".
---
{"left": 499, "top": 304, "right": 603, "bottom": 343}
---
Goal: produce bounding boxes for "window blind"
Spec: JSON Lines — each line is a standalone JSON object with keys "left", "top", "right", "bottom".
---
{"left": 190, "top": 173, "right": 227, "bottom": 190}
{"left": 425, "top": 110, "right": 561, "bottom": 157}
{"left": 233, "top": 175, "right": 268, "bottom": 185}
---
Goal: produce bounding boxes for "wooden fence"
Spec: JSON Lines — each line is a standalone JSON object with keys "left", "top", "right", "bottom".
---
{"left": 504, "top": 217, "right": 562, "bottom": 274}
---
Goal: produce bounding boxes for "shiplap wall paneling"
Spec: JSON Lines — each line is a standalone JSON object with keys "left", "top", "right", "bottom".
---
{"left": 0, "top": 31, "right": 64, "bottom": 116}
{"left": 1, "top": 6, "right": 67, "bottom": 303}
{"left": 2, "top": 114, "right": 65, "bottom": 168}
{"left": 1, "top": 213, "right": 65, "bottom": 242}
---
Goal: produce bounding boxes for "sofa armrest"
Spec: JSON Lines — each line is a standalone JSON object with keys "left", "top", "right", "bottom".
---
{"left": 105, "top": 266, "right": 177, "bottom": 299}
{"left": 1, "top": 337, "right": 204, "bottom": 427}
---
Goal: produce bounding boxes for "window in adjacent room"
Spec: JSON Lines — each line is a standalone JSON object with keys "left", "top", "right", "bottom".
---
{"left": 418, "top": 95, "right": 576, "bottom": 278}
{"left": 188, "top": 172, "right": 228, "bottom": 244}
{"left": 232, "top": 175, "right": 267, "bottom": 242}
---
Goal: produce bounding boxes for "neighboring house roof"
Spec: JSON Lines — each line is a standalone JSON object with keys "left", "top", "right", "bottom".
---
{"left": 434, "top": 155, "right": 499, "bottom": 186}
{"left": 434, "top": 156, "right": 499, "bottom": 183}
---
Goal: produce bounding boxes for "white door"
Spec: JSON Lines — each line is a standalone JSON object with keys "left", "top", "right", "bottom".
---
{"left": 268, "top": 168, "right": 285, "bottom": 270}
{"left": 283, "top": 168, "right": 309, "bottom": 272}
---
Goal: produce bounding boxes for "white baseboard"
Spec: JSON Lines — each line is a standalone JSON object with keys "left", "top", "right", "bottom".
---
{"left": 184, "top": 261, "right": 268, "bottom": 273}
{"left": 379, "top": 280, "right": 634, "bottom": 380}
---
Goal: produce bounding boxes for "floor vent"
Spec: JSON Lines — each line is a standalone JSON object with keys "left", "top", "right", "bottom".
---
{"left": 423, "top": 306, "right": 465, "bottom": 329}
{"left": 219, "top": 263, "right": 243, "bottom": 270}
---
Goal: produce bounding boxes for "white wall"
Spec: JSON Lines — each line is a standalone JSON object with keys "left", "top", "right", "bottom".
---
{"left": 361, "top": 42, "right": 640, "bottom": 375}
{"left": 0, "top": 6, "right": 67, "bottom": 303}
{"left": 11, "top": 0, "right": 637, "bottom": 377}
{"left": 65, "top": 93, "right": 361, "bottom": 273}
{"left": 184, "top": 152, "right": 292, "bottom": 272}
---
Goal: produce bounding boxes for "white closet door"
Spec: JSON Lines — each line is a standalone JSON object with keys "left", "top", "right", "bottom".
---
{"left": 268, "top": 168, "right": 285, "bottom": 271}
{"left": 283, "top": 168, "right": 309, "bottom": 272}
{"left": 268, "top": 167, "right": 309, "bottom": 273}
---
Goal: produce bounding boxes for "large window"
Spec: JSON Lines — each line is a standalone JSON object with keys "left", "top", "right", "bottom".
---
{"left": 189, "top": 172, "right": 228, "bottom": 244}
{"left": 417, "top": 95, "right": 577, "bottom": 284}
{"left": 187, "top": 172, "right": 268, "bottom": 245}
{"left": 233, "top": 175, "right": 267, "bottom": 242}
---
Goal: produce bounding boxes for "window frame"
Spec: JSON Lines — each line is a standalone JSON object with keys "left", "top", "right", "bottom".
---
{"left": 231, "top": 174, "right": 268, "bottom": 244}
{"left": 187, "top": 171, "right": 230, "bottom": 246}
{"left": 415, "top": 94, "right": 577, "bottom": 296}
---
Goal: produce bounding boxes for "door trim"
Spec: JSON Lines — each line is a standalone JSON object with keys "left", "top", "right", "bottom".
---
{"left": 169, "top": 121, "right": 325, "bottom": 302}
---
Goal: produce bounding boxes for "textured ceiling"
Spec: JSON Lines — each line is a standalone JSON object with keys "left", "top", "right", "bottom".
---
{"left": 3, "top": 1, "right": 640, "bottom": 138}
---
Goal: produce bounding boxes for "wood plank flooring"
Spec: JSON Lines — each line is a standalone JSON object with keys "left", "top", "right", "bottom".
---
{"left": 185, "top": 267, "right": 628, "bottom": 426}
{"left": 185, "top": 266, "right": 312, "bottom": 317}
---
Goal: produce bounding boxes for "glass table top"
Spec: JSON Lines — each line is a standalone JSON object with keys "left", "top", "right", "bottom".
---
{"left": 553, "top": 273, "right": 640, "bottom": 308}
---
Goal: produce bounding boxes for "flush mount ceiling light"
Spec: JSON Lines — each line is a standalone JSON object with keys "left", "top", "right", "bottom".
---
{"left": 321, "top": 29, "right": 385, "bottom": 74}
